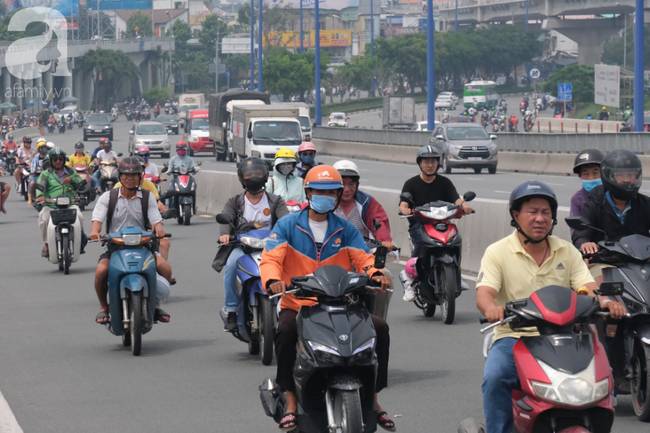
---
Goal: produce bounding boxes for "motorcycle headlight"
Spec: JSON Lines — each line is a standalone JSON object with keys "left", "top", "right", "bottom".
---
{"left": 103, "top": 125, "right": 110, "bottom": 129}
{"left": 531, "top": 359, "right": 609, "bottom": 406}
{"left": 239, "top": 236, "right": 266, "bottom": 249}
{"left": 351, "top": 338, "right": 376, "bottom": 363}
{"left": 307, "top": 340, "right": 344, "bottom": 365}
{"left": 419, "top": 207, "right": 456, "bottom": 220}
{"left": 122, "top": 234, "right": 142, "bottom": 246}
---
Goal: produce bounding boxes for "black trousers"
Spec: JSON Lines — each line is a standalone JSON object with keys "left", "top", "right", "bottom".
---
{"left": 275, "top": 309, "right": 390, "bottom": 393}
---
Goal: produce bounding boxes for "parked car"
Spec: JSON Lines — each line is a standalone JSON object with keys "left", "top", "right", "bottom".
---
{"left": 430, "top": 122, "right": 497, "bottom": 174}
{"left": 327, "top": 112, "right": 349, "bottom": 128}
{"left": 156, "top": 114, "right": 180, "bottom": 135}
{"left": 83, "top": 113, "right": 113, "bottom": 141}
{"left": 128, "top": 121, "right": 170, "bottom": 158}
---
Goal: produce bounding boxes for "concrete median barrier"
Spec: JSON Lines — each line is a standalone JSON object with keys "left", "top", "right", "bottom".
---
{"left": 196, "top": 170, "right": 571, "bottom": 274}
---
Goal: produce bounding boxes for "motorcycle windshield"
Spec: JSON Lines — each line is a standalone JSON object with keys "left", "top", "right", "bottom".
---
{"left": 521, "top": 332, "right": 594, "bottom": 375}
{"left": 617, "top": 234, "right": 650, "bottom": 261}
{"left": 294, "top": 265, "right": 369, "bottom": 298}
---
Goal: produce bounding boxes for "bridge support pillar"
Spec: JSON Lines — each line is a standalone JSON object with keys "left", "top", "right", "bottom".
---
{"left": 543, "top": 17, "right": 624, "bottom": 65}
{"left": 2, "top": 69, "right": 11, "bottom": 104}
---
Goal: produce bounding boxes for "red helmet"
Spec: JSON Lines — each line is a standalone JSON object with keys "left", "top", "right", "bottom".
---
{"left": 135, "top": 145, "right": 150, "bottom": 155}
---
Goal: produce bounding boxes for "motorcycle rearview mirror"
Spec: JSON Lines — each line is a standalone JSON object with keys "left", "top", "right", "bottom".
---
{"left": 247, "top": 129, "right": 253, "bottom": 139}
{"left": 463, "top": 191, "right": 476, "bottom": 202}
{"left": 596, "top": 281, "right": 624, "bottom": 297}
{"left": 117, "top": 152, "right": 123, "bottom": 157}
{"left": 564, "top": 217, "right": 606, "bottom": 235}
{"left": 489, "top": 134, "right": 497, "bottom": 140}
{"left": 373, "top": 245, "right": 388, "bottom": 269}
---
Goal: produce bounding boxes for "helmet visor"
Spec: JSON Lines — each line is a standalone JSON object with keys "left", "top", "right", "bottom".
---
{"left": 604, "top": 167, "right": 642, "bottom": 192}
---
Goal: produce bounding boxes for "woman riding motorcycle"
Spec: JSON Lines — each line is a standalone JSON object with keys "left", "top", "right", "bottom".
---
{"left": 265, "top": 147, "right": 306, "bottom": 203}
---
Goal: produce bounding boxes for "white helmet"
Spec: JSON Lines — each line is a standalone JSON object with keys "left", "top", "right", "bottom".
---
{"left": 46, "top": 141, "right": 55, "bottom": 148}
{"left": 333, "top": 160, "right": 360, "bottom": 178}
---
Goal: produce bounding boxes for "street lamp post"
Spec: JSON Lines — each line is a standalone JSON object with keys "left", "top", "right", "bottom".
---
{"left": 426, "top": 0, "right": 435, "bottom": 130}
{"left": 249, "top": 0, "right": 255, "bottom": 90}
{"left": 454, "top": 0, "right": 458, "bottom": 31}
{"left": 369, "top": 0, "right": 375, "bottom": 97}
{"left": 314, "top": 0, "right": 322, "bottom": 126}
{"left": 634, "top": 0, "right": 644, "bottom": 132}
{"left": 257, "top": 0, "right": 264, "bottom": 92}
{"left": 300, "top": 0, "right": 304, "bottom": 53}
{"left": 524, "top": 0, "right": 529, "bottom": 32}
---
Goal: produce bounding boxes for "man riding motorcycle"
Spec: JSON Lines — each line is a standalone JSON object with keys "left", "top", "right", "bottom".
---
{"left": 213, "top": 157, "right": 288, "bottom": 331}
{"left": 135, "top": 146, "right": 160, "bottom": 180}
{"left": 572, "top": 150, "right": 650, "bottom": 282}
{"left": 90, "top": 157, "right": 174, "bottom": 325}
{"left": 3, "top": 133, "right": 16, "bottom": 152}
{"left": 92, "top": 139, "right": 119, "bottom": 192}
{"left": 163, "top": 141, "right": 196, "bottom": 209}
{"left": 294, "top": 141, "right": 319, "bottom": 178}
{"left": 265, "top": 147, "right": 305, "bottom": 203}
{"left": 569, "top": 148, "right": 604, "bottom": 218}
{"left": 260, "top": 165, "right": 395, "bottom": 432}
{"left": 91, "top": 137, "right": 111, "bottom": 159}
{"left": 476, "top": 180, "right": 625, "bottom": 433}
{"left": 398, "top": 145, "right": 473, "bottom": 302}
{"left": 30, "top": 139, "right": 52, "bottom": 204}
{"left": 333, "top": 159, "right": 393, "bottom": 246}
{"left": 35, "top": 148, "right": 87, "bottom": 258}
{"left": 14, "top": 136, "right": 33, "bottom": 187}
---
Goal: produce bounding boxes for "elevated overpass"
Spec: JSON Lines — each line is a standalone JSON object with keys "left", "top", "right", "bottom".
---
{"left": 436, "top": 0, "right": 644, "bottom": 64}
{"left": 0, "top": 37, "right": 175, "bottom": 110}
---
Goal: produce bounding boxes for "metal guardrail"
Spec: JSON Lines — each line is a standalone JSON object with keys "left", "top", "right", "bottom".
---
{"left": 314, "top": 127, "right": 650, "bottom": 153}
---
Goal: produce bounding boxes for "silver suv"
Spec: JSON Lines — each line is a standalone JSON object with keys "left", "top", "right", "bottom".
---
{"left": 128, "top": 121, "right": 170, "bottom": 158}
{"left": 431, "top": 122, "right": 498, "bottom": 174}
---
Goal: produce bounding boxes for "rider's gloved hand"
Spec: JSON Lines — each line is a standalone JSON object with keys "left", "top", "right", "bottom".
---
{"left": 268, "top": 280, "right": 286, "bottom": 295}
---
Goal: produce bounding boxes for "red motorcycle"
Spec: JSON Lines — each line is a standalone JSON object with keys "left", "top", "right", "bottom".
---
{"left": 400, "top": 191, "right": 475, "bottom": 324}
{"left": 461, "top": 285, "right": 616, "bottom": 433}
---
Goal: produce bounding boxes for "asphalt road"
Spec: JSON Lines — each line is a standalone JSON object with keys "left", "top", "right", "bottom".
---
{"left": 0, "top": 119, "right": 642, "bottom": 433}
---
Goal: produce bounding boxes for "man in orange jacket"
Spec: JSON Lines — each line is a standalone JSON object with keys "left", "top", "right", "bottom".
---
{"left": 261, "top": 165, "right": 396, "bottom": 432}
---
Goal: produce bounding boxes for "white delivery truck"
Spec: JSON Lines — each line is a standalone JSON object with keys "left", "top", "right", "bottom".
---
{"left": 230, "top": 105, "right": 302, "bottom": 162}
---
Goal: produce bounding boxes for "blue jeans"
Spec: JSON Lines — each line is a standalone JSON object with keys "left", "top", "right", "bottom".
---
{"left": 482, "top": 337, "right": 519, "bottom": 433}
{"left": 92, "top": 171, "right": 101, "bottom": 189}
{"left": 223, "top": 247, "right": 246, "bottom": 313}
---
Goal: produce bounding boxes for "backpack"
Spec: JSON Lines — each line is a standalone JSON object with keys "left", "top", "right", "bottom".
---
{"left": 105, "top": 188, "right": 151, "bottom": 233}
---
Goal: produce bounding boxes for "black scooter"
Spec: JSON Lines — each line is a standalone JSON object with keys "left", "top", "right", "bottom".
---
{"left": 260, "top": 245, "right": 393, "bottom": 433}
{"left": 567, "top": 217, "right": 650, "bottom": 421}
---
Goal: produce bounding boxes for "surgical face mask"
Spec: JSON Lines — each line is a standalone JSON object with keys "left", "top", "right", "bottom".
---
{"left": 309, "top": 193, "right": 337, "bottom": 214}
{"left": 277, "top": 163, "right": 294, "bottom": 176}
{"left": 582, "top": 178, "right": 602, "bottom": 192}
{"left": 243, "top": 177, "right": 266, "bottom": 193}
{"left": 177, "top": 150, "right": 187, "bottom": 157}
{"left": 300, "top": 153, "right": 315, "bottom": 166}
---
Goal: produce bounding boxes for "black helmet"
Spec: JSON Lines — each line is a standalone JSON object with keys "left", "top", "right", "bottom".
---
{"left": 237, "top": 157, "right": 269, "bottom": 193}
{"left": 416, "top": 144, "right": 441, "bottom": 165}
{"left": 74, "top": 141, "right": 85, "bottom": 150}
{"left": 573, "top": 149, "right": 604, "bottom": 174}
{"left": 22, "top": 136, "right": 32, "bottom": 144}
{"left": 601, "top": 150, "right": 642, "bottom": 200}
{"left": 509, "top": 180, "right": 558, "bottom": 225}
{"left": 48, "top": 147, "right": 66, "bottom": 161}
{"left": 118, "top": 156, "right": 144, "bottom": 175}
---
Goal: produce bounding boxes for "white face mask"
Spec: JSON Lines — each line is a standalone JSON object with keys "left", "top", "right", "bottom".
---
{"left": 278, "top": 164, "right": 294, "bottom": 176}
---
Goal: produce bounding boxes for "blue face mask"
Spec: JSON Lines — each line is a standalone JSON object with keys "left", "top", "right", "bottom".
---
{"left": 582, "top": 178, "right": 602, "bottom": 192}
{"left": 300, "top": 154, "right": 315, "bottom": 166}
{"left": 309, "top": 194, "right": 337, "bottom": 214}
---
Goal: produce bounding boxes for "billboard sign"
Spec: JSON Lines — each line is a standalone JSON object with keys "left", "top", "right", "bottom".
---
{"left": 221, "top": 37, "right": 254, "bottom": 54}
{"left": 594, "top": 63, "right": 620, "bottom": 108}
{"left": 86, "top": 0, "right": 153, "bottom": 10}
{"left": 265, "top": 30, "right": 352, "bottom": 48}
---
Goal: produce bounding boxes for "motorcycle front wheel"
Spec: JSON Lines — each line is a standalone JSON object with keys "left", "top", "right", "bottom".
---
{"left": 182, "top": 203, "right": 192, "bottom": 226}
{"left": 259, "top": 296, "right": 275, "bottom": 365}
{"left": 334, "top": 389, "right": 363, "bottom": 433}
{"left": 632, "top": 341, "right": 650, "bottom": 421}
{"left": 130, "top": 292, "right": 143, "bottom": 356}
{"left": 438, "top": 264, "right": 459, "bottom": 325}
{"left": 62, "top": 233, "right": 71, "bottom": 275}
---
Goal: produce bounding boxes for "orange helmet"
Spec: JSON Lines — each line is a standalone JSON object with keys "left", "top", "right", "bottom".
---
{"left": 304, "top": 165, "right": 343, "bottom": 190}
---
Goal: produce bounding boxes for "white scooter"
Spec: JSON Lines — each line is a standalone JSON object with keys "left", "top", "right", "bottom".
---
{"left": 45, "top": 197, "right": 82, "bottom": 274}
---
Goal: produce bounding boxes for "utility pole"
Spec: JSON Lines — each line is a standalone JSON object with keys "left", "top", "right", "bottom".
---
{"left": 215, "top": 28, "right": 220, "bottom": 92}
{"left": 426, "top": 0, "right": 435, "bottom": 130}
{"left": 314, "top": 0, "right": 321, "bottom": 126}
{"left": 299, "top": 0, "right": 304, "bottom": 53}
{"left": 454, "top": 0, "right": 458, "bottom": 31}
{"left": 369, "top": 0, "right": 375, "bottom": 97}
{"left": 257, "top": 0, "right": 264, "bottom": 92}
{"left": 249, "top": 0, "right": 255, "bottom": 90}
{"left": 633, "top": 0, "right": 644, "bottom": 132}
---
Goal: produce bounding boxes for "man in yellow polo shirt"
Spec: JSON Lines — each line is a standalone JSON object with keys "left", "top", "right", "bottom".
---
{"left": 476, "top": 180, "right": 625, "bottom": 433}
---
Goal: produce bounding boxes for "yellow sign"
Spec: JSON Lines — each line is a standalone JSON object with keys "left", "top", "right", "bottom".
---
{"left": 265, "top": 30, "right": 352, "bottom": 48}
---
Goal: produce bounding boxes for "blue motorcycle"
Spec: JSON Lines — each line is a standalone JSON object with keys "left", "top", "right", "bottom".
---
{"left": 217, "top": 223, "right": 278, "bottom": 365}
{"left": 102, "top": 227, "right": 170, "bottom": 356}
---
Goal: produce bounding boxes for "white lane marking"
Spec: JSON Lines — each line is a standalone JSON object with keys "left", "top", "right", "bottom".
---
{"left": 0, "top": 390, "right": 24, "bottom": 433}
{"left": 494, "top": 190, "right": 510, "bottom": 194}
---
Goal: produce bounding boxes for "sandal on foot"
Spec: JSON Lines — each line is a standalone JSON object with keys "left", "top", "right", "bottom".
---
{"left": 278, "top": 412, "right": 297, "bottom": 431}
{"left": 95, "top": 309, "right": 110, "bottom": 325}
{"left": 154, "top": 308, "right": 171, "bottom": 323}
{"left": 376, "top": 411, "right": 396, "bottom": 432}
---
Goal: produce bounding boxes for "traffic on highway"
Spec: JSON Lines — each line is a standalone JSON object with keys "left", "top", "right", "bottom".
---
{"left": 0, "top": 101, "right": 647, "bottom": 433}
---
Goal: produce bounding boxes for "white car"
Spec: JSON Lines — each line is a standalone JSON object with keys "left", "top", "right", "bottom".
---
{"left": 128, "top": 121, "right": 170, "bottom": 158}
{"left": 435, "top": 95, "right": 456, "bottom": 110}
{"left": 328, "top": 112, "right": 349, "bottom": 128}
{"left": 438, "top": 92, "right": 458, "bottom": 104}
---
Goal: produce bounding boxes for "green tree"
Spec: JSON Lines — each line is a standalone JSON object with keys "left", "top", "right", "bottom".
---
{"left": 543, "top": 64, "right": 594, "bottom": 104}
{"left": 602, "top": 24, "right": 650, "bottom": 68}
{"left": 199, "top": 14, "right": 228, "bottom": 57}
{"left": 127, "top": 12, "right": 152, "bottom": 37}
{"left": 263, "top": 48, "right": 329, "bottom": 100}
{"left": 78, "top": 49, "right": 139, "bottom": 109}
{"left": 168, "top": 20, "right": 191, "bottom": 47}
{"left": 143, "top": 86, "right": 172, "bottom": 104}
